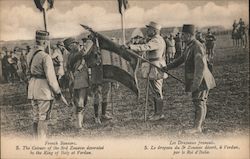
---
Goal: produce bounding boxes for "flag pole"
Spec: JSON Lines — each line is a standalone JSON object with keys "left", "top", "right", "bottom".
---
{"left": 121, "top": 12, "right": 126, "bottom": 45}
{"left": 42, "top": 9, "right": 47, "bottom": 31}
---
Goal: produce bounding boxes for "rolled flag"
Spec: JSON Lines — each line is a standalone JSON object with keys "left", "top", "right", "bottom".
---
{"left": 118, "top": 0, "right": 129, "bottom": 14}
{"left": 34, "top": 0, "right": 54, "bottom": 12}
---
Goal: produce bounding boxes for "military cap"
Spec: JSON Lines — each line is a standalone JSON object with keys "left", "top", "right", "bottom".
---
{"left": 182, "top": 24, "right": 195, "bottom": 35}
{"left": 146, "top": 21, "right": 162, "bottom": 30}
{"left": 36, "top": 30, "right": 49, "bottom": 41}
{"left": 57, "top": 41, "right": 64, "bottom": 47}
{"left": 81, "top": 37, "right": 88, "bottom": 43}
{"left": 63, "top": 38, "right": 78, "bottom": 47}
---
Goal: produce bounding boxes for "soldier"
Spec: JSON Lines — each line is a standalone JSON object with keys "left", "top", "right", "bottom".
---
{"left": 195, "top": 31, "right": 206, "bottom": 47}
{"left": 1, "top": 47, "right": 9, "bottom": 83}
{"left": 20, "top": 50, "right": 27, "bottom": 75}
{"left": 128, "top": 21, "right": 168, "bottom": 121}
{"left": 205, "top": 28, "right": 216, "bottom": 60}
{"left": 174, "top": 32, "right": 182, "bottom": 59}
{"left": 162, "top": 24, "right": 216, "bottom": 133}
{"left": 51, "top": 44, "right": 64, "bottom": 80}
{"left": 63, "top": 37, "right": 90, "bottom": 129}
{"left": 56, "top": 41, "right": 69, "bottom": 90}
{"left": 165, "top": 34, "right": 176, "bottom": 63}
{"left": 27, "top": 30, "right": 62, "bottom": 139}
{"left": 91, "top": 36, "right": 114, "bottom": 124}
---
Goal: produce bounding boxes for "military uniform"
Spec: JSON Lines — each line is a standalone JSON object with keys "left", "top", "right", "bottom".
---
{"left": 64, "top": 38, "right": 92, "bottom": 128}
{"left": 165, "top": 36, "right": 176, "bottom": 63}
{"left": 129, "top": 21, "right": 167, "bottom": 121}
{"left": 174, "top": 33, "right": 182, "bottom": 59}
{"left": 27, "top": 30, "right": 61, "bottom": 138}
{"left": 205, "top": 30, "right": 216, "bottom": 60}
{"left": 166, "top": 24, "right": 216, "bottom": 133}
{"left": 51, "top": 48, "right": 64, "bottom": 79}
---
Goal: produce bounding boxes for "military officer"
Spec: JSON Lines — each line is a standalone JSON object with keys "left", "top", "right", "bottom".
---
{"left": 163, "top": 24, "right": 216, "bottom": 133}
{"left": 27, "top": 30, "right": 62, "bottom": 138}
{"left": 205, "top": 28, "right": 216, "bottom": 60}
{"left": 128, "top": 21, "right": 168, "bottom": 121}
{"left": 51, "top": 44, "right": 64, "bottom": 80}
{"left": 63, "top": 37, "right": 90, "bottom": 129}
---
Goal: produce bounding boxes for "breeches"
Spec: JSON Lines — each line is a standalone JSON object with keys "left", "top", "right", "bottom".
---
{"left": 32, "top": 100, "right": 53, "bottom": 122}
{"left": 149, "top": 79, "right": 163, "bottom": 99}
{"left": 73, "top": 88, "right": 88, "bottom": 113}
{"left": 92, "top": 82, "right": 111, "bottom": 105}
{"left": 192, "top": 90, "right": 209, "bottom": 114}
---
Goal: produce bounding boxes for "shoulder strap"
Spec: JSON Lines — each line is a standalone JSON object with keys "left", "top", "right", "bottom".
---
{"left": 29, "top": 50, "right": 42, "bottom": 69}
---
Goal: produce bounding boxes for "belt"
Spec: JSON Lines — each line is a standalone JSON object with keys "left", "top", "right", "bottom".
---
{"left": 31, "top": 74, "right": 46, "bottom": 79}
{"left": 148, "top": 57, "right": 161, "bottom": 62}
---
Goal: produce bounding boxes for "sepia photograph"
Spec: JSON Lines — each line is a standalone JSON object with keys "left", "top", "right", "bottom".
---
{"left": 0, "top": 0, "right": 249, "bottom": 158}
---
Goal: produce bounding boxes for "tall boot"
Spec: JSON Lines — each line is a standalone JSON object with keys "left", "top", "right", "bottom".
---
{"left": 32, "top": 122, "right": 38, "bottom": 139}
{"left": 149, "top": 98, "right": 157, "bottom": 119}
{"left": 94, "top": 104, "right": 101, "bottom": 124}
{"left": 76, "top": 112, "right": 84, "bottom": 129}
{"left": 149, "top": 99, "right": 165, "bottom": 121}
{"left": 37, "top": 120, "right": 48, "bottom": 139}
{"left": 185, "top": 102, "right": 204, "bottom": 134}
{"left": 101, "top": 102, "right": 112, "bottom": 120}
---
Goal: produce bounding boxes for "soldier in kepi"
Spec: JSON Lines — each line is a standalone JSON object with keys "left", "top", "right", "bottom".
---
{"left": 205, "top": 28, "right": 216, "bottom": 60}
{"left": 27, "top": 30, "right": 62, "bottom": 139}
{"left": 63, "top": 37, "right": 90, "bottom": 129}
{"left": 128, "top": 21, "right": 168, "bottom": 121}
{"left": 162, "top": 24, "right": 216, "bottom": 133}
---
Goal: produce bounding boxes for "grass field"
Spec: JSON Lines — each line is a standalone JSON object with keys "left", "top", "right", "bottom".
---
{"left": 0, "top": 34, "right": 249, "bottom": 139}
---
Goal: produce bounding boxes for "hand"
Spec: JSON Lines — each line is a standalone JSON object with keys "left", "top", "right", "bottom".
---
{"left": 55, "top": 92, "right": 62, "bottom": 100}
{"left": 161, "top": 66, "right": 168, "bottom": 72}
{"left": 121, "top": 45, "right": 129, "bottom": 50}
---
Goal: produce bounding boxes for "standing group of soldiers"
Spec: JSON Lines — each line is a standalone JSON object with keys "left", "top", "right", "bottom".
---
{"left": 24, "top": 30, "right": 116, "bottom": 138}
{"left": 1, "top": 21, "right": 217, "bottom": 138}
{"left": 164, "top": 27, "right": 216, "bottom": 67}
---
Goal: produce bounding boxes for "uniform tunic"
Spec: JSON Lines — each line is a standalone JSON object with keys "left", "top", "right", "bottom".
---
{"left": 27, "top": 45, "right": 61, "bottom": 121}
{"left": 130, "top": 34, "right": 167, "bottom": 99}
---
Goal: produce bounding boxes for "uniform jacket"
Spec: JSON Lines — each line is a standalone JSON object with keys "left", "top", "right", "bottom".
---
{"left": 205, "top": 33, "right": 216, "bottom": 49}
{"left": 167, "top": 39, "right": 216, "bottom": 92}
{"left": 51, "top": 48, "right": 64, "bottom": 77}
{"left": 129, "top": 34, "right": 167, "bottom": 80}
{"left": 67, "top": 40, "right": 93, "bottom": 89}
{"left": 27, "top": 45, "right": 61, "bottom": 100}
{"left": 166, "top": 38, "right": 176, "bottom": 54}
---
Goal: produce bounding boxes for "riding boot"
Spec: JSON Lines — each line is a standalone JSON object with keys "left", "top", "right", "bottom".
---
{"left": 101, "top": 102, "right": 112, "bottom": 120}
{"left": 76, "top": 112, "right": 84, "bottom": 129}
{"left": 32, "top": 122, "right": 38, "bottom": 139}
{"left": 94, "top": 104, "right": 101, "bottom": 124}
{"left": 149, "top": 99, "right": 165, "bottom": 121}
{"left": 185, "top": 102, "right": 204, "bottom": 134}
{"left": 149, "top": 98, "right": 157, "bottom": 119}
{"left": 37, "top": 120, "right": 48, "bottom": 139}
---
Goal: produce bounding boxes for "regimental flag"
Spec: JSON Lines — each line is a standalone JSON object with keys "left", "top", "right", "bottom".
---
{"left": 118, "top": 0, "right": 129, "bottom": 14}
{"left": 80, "top": 24, "right": 139, "bottom": 96}
{"left": 34, "top": 0, "right": 54, "bottom": 12}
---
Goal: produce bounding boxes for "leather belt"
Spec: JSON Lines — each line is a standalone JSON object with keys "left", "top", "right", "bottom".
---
{"left": 31, "top": 74, "right": 46, "bottom": 79}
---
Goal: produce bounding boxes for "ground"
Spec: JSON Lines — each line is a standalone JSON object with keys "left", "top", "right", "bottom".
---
{"left": 0, "top": 34, "right": 249, "bottom": 139}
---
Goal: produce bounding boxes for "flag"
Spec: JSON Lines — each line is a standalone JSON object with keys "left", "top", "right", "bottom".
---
{"left": 96, "top": 33, "right": 139, "bottom": 96}
{"left": 118, "top": 0, "right": 129, "bottom": 14}
{"left": 34, "top": 0, "right": 54, "bottom": 12}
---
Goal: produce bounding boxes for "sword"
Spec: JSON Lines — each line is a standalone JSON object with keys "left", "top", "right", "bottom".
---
{"left": 60, "top": 94, "right": 69, "bottom": 106}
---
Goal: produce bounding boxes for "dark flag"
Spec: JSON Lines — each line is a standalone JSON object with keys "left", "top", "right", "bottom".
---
{"left": 118, "top": 0, "right": 129, "bottom": 14}
{"left": 80, "top": 24, "right": 139, "bottom": 96}
{"left": 34, "top": 0, "right": 54, "bottom": 11}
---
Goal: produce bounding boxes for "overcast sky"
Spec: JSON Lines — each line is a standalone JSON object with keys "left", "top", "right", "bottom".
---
{"left": 0, "top": 0, "right": 248, "bottom": 41}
